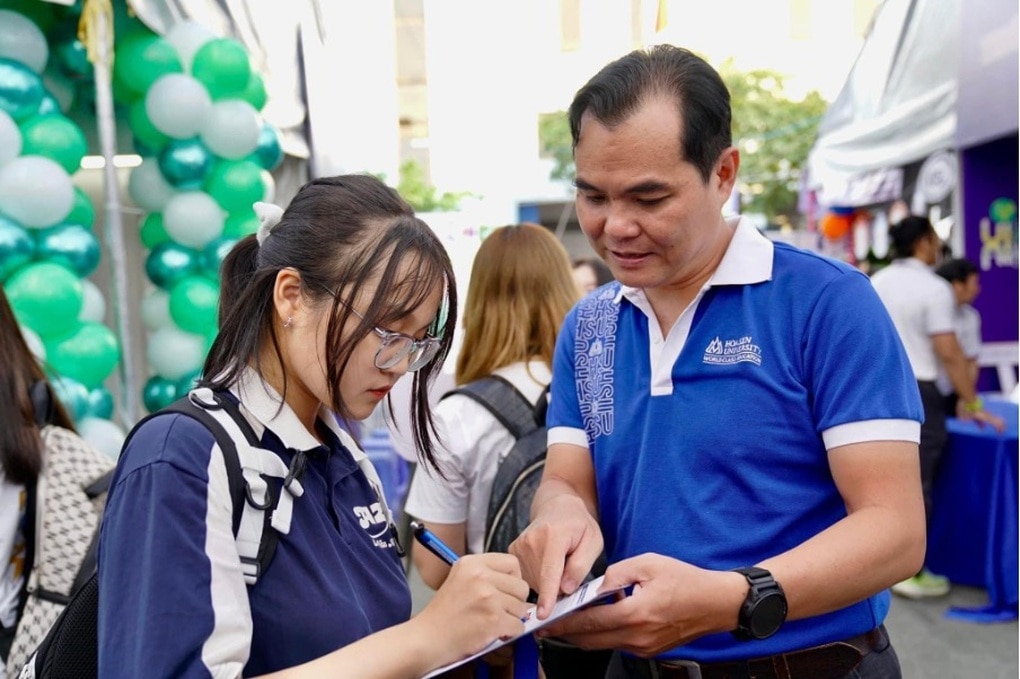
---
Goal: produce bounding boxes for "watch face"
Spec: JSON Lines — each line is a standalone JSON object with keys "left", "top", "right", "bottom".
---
{"left": 750, "top": 593, "right": 788, "bottom": 638}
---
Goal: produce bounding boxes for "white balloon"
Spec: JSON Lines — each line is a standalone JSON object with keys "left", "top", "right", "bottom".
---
{"left": 165, "top": 20, "right": 216, "bottom": 72}
{"left": 147, "top": 326, "right": 206, "bottom": 380}
{"left": 261, "top": 169, "right": 275, "bottom": 203}
{"left": 0, "top": 156, "right": 74, "bottom": 228}
{"left": 146, "top": 74, "right": 212, "bottom": 139}
{"left": 0, "top": 10, "right": 49, "bottom": 73}
{"left": 163, "top": 191, "right": 225, "bottom": 249}
{"left": 0, "top": 109, "right": 21, "bottom": 168}
{"left": 19, "top": 324, "right": 45, "bottom": 361}
{"left": 200, "top": 99, "right": 260, "bottom": 160}
{"left": 79, "top": 279, "right": 107, "bottom": 323}
{"left": 78, "top": 416, "right": 127, "bottom": 459}
{"left": 127, "top": 158, "right": 177, "bottom": 212}
{"left": 141, "top": 288, "right": 173, "bottom": 331}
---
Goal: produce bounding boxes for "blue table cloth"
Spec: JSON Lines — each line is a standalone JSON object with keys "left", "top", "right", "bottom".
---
{"left": 927, "top": 398, "right": 1018, "bottom": 622}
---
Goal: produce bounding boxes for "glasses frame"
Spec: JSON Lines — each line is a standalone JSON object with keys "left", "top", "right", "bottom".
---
{"left": 319, "top": 285, "right": 441, "bottom": 372}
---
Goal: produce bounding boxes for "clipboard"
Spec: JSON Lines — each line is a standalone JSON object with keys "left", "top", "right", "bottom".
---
{"left": 422, "top": 574, "right": 627, "bottom": 678}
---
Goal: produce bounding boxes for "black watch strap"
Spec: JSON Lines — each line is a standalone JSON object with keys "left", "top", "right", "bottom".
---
{"left": 731, "top": 566, "right": 787, "bottom": 641}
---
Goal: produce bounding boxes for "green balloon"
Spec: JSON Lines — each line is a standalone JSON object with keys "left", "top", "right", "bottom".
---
{"left": 45, "top": 321, "right": 121, "bottom": 389}
{"left": 67, "top": 186, "right": 95, "bottom": 229}
{"left": 169, "top": 275, "right": 219, "bottom": 335}
{"left": 86, "top": 386, "right": 115, "bottom": 419}
{"left": 35, "top": 93, "right": 62, "bottom": 117}
{"left": 128, "top": 98, "right": 169, "bottom": 151}
{"left": 204, "top": 159, "right": 264, "bottom": 213}
{"left": 0, "top": 57, "right": 45, "bottom": 121}
{"left": 5, "top": 261, "right": 83, "bottom": 338}
{"left": 142, "top": 374, "right": 177, "bottom": 413}
{"left": 113, "top": 32, "right": 182, "bottom": 96}
{"left": 0, "top": 0, "right": 56, "bottom": 33}
{"left": 222, "top": 209, "right": 260, "bottom": 239}
{"left": 191, "top": 39, "right": 251, "bottom": 100}
{"left": 19, "top": 114, "right": 88, "bottom": 174}
{"left": 140, "top": 212, "right": 170, "bottom": 249}
{"left": 34, "top": 223, "right": 101, "bottom": 277}
{"left": 0, "top": 213, "right": 35, "bottom": 281}
{"left": 239, "top": 71, "right": 267, "bottom": 111}
{"left": 145, "top": 241, "right": 198, "bottom": 290}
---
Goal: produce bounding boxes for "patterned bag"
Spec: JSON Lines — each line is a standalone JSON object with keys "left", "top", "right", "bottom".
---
{"left": 4, "top": 426, "right": 113, "bottom": 676}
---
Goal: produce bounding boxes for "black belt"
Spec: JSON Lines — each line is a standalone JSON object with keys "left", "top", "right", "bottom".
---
{"left": 619, "top": 627, "right": 887, "bottom": 679}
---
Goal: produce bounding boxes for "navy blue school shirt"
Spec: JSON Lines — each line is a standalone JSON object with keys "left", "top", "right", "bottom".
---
{"left": 97, "top": 373, "right": 410, "bottom": 677}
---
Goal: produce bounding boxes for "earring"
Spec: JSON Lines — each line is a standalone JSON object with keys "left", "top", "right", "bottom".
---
{"left": 284, "top": 316, "right": 293, "bottom": 329}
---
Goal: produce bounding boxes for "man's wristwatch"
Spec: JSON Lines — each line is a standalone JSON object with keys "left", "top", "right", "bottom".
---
{"left": 731, "top": 566, "right": 788, "bottom": 640}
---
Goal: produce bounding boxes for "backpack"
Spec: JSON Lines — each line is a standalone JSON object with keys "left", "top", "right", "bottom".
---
{"left": 443, "top": 375, "right": 549, "bottom": 554}
{"left": 17, "top": 386, "right": 395, "bottom": 679}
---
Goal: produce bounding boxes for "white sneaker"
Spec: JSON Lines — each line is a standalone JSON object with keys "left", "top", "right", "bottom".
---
{"left": 891, "top": 570, "right": 951, "bottom": 599}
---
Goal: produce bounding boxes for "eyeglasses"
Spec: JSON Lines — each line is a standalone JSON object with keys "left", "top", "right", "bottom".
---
{"left": 343, "top": 304, "right": 442, "bottom": 373}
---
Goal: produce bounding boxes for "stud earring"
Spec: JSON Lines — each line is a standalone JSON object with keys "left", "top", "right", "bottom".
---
{"left": 284, "top": 316, "right": 293, "bottom": 329}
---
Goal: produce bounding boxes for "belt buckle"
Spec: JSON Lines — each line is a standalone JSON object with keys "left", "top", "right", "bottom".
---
{"left": 661, "top": 659, "right": 703, "bottom": 679}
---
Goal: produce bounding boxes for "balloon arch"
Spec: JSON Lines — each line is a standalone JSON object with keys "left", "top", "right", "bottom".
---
{"left": 0, "top": 0, "right": 283, "bottom": 456}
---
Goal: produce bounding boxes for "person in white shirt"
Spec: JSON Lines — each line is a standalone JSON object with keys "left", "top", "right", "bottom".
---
{"left": 934, "top": 258, "right": 983, "bottom": 414}
{"left": 871, "top": 217, "right": 1003, "bottom": 599}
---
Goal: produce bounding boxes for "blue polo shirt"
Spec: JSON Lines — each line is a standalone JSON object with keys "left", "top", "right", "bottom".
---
{"left": 548, "top": 219, "right": 922, "bottom": 662}
{"left": 98, "top": 372, "right": 410, "bottom": 676}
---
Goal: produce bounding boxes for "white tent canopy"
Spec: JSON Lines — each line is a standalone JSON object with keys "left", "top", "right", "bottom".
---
{"left": 806, "top": 0, "right": 959, "bottom": 207}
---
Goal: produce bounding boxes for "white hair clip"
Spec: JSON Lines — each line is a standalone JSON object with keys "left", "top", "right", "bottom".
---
{"left": 253, "top": 201, "right": 285, "bottom": 246}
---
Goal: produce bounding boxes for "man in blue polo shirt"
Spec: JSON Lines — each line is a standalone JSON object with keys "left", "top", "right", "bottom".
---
{"left": 509, "top": 46, "right": 926, "bottom": 679}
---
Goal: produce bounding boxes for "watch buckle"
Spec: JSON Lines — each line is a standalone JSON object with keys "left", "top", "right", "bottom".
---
{"left": 662, "top": 659, "right": 703, "bottom": 679}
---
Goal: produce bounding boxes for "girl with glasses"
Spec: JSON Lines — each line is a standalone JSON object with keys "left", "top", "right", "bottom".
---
{"left": 97, "top": 175, "right": 530, "bottom": 678}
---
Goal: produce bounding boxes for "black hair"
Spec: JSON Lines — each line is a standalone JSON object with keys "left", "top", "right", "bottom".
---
{"left": 935, "top": 257, "right": 979, "bottom": 284}
{"left": 202, "top": 174, "right": 457, "bottom": 470}
{"left": 568, "top": 44, "right": 732, "bottom": 183}
{"left": 888, "top": 215, "right": 936, "bottom": 259}
{"left": 572, "top": 257, "right": 614, "bottom": 286}
{"left": 0, "top": 287, "right": 77, "bottom": 485}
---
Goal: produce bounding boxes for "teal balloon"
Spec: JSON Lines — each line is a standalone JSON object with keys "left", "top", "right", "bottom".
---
{"left": 191, "top": 39, "right": 251, "bottom": 99}
{"left": 200, "top": 235, "right": 237, "bottom": 276}
{"left": 0, "top": 57, "right": 45, "bottom": 121}
{"left": 19, "top": 114, "right": 88, "bottom": 174}
{"left": 44, "top": 321, "right": 121, "bottom": 389}
{"left": 35, "top": 93, "right": 61, "bottom": 116}
{"left": 168, "top": 275, "right": 219, "bottom": 335}
{"left": 86, "top": 386, "right": 114, "bottom": 419}
{"left": 67, "top": 186, "right": 95, "bottom": 229}
{"left": 4, "top": 261, "right": 82, "bottom": 337}
{"left": 113, "top": 32, "right": 182, "bottom": 96}
{"left": 51, "top": 374, "right": 89, "bottom": 421}
{"left": 34, "top": 223, "right": 100, "bottom": 277}
{"left": 0, "top": 213, "right": 34, "bottom": 281}
{"left": 253, "top": 122, "right": 283, "bottom": 171}
{"left": 175, "top": 369, "right": 202, "bottom": 397}
{"left": 204, "top": 159, "right": 264, "bottom": 213}
{"left": 145, "top": 241, "right": 198, "bottom": 290}
{"left": 142, "top": 374, "right": 177, "bottom": 413}
{"left": 158, "top": 137, "right": 213, "bottom": 189}
{"left": 54, "top": 36, "right": 91, "bottom": 81}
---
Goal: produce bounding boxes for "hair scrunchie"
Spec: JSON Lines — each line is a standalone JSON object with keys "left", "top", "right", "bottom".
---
{"left": 254, "top": 201, "right": 284, "bottom": 246}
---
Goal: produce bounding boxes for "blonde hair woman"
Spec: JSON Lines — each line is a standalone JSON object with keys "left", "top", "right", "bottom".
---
{"left": 404, "top": 223, "right": 578, "bottom": 586}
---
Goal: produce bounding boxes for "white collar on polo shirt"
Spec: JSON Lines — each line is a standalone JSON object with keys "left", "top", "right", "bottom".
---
{"left": 614, "top": 216, "right": 774, "bottom": 306}
{"left": 232, "top": 366, "right": 349, "bottom": 454}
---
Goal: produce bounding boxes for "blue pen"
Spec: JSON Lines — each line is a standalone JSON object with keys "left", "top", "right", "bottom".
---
{"left": 410, "top": 520, "right": 460, "bottom": 566}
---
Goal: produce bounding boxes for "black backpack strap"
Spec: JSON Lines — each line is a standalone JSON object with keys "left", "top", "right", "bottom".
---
{"left": 443, "top": 375, "right": 542, "bottom": 440}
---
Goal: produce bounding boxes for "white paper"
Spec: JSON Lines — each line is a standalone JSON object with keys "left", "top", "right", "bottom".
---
{"left": 422, "top": 575, "right": 624, "bottom": 678}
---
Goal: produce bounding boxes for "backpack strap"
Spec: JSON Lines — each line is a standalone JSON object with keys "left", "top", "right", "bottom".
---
{"left": 443, "top": 375, "right": 542, "bottom": 440}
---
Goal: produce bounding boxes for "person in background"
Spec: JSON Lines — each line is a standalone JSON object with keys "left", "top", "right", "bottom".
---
{"left": 571, "top": 256, "right": 614, "bottom": 295}
{"left": 510, "top": 45, "right": 927, "bottom": 679}
{"left": 0, "top": 287, "right": 113, "bottom": 676}
{"left": 871, "top": 218, "right": 1004, "bottom": 600}
{"left": 405, "top": 223, "right": 612, "bottom": 677}
{"left": 934, "top": 257, "right": 983, "bottom": 415}
{"left": 98, "top": 175, "right": 530, "bottom": 678}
